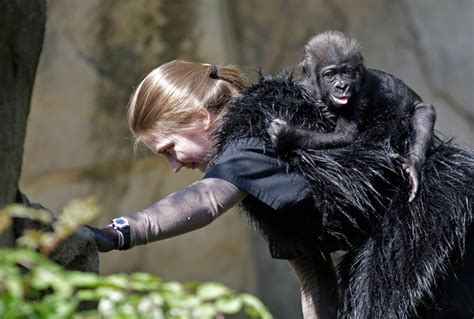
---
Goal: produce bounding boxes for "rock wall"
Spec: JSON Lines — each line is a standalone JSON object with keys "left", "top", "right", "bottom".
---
{"left": 0, "top": 0, "right": 46, "bottom": 246}
{"left": 20, "top": 0, "right": 473, "bottom": 317}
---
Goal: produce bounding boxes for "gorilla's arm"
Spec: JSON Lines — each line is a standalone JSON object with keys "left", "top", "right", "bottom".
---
{"left": 268, "top": 116, "right": 357, "bottom": 152}
{"left": 392, "top": 101, "right": 436, "bottom": 201}
{"left": 410, "top": 102, "right": 436, "bottom": 166}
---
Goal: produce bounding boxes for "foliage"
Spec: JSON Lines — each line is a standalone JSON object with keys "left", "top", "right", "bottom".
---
{"left": 0, "top": 198, "right": 273, "bottom": 319}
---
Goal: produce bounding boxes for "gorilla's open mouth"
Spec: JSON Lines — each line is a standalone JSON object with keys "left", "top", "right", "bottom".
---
{"left": 331, "top": 94, "right": 349, "bottom": 105}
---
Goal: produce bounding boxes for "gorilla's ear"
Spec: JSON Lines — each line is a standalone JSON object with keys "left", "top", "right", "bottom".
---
{"left": 296, "top": 61, "right": 304, "bottom": 71}
{"left": 295, "top": 62, "right": 306, "bottom": 77}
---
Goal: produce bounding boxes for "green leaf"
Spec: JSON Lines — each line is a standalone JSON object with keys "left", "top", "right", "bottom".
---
{"left": 164, "top": 294, "right": 200, "bottom": 309}
{"left": 0, "top": 213, "right": 12, "bottom": 234}
{"left": 54, "top": 197, "right": 101, "bottom": 237}
{"left": 97, "top": 289, "right": 125, "bottom": 317}
{"left": 130, "top": 272, "right": 161, "bottom": 291}
{"left": 185, "top": 281, "right": 199, "bottom": 292}
{"left": 95, "top": 287, "right": 125, "bottom": 299}
{"left": 137, "top": 293, "right": 165, "bottom": 318}
{"left": 215, "top": 297, "right": 243, "bottom": 314}
{"left": 130, "top": 272, "right": 161, "bottom": 282}
{"left": 191, "top": 303, "right": 216, "bottom": 319}
{"left": 180, "top": 295, "right": 201, "bottom": 308}
{"left": 162, "top": 281, "right": 184, "bottom": 295}
{"left": 31, "top": 270, "right": 50, "bottom": 290}
{"left": 103, "top": 273, "right": 129, "bottom": 289}
{"left": 72, "top": 309, "right": 100, "bottom": 318}
{"left": 196, "top": 282, "right": 231, "bottom": 301}
{"left": 65, "top": 271, "right": 100, "bottom": 288}
{"left": 241, "top": 294, "right": 273, "bottom": 319}
{"left": 0, "top": 199, "right": 274, "bottom": 319}
{"left": 42, "top": 293, "right": 78, "bottom": 317}
{"left": 16, "top": 229, "right": 53, "bottom": 250}
{"left": 34, "top": 266, "right": 72, "bottom": 296}
{"left": 117, "top": 301, "right": 138, "bottom": 318}
{"left": 75, "top": 289, "right": 101, "bottom": 301}
{"left": 5, "top": 277, "right": 23, "bottom": 298}
{"left": 98, "top": 298, "right": 117, "bottom": 317}
{"left": 168, "top": 308, "right": 191, "bottom": 319}
{"left": 7, "top": 248, "right": 42, "bottom": 265}
{"left": 1, "top": 204, "right": 53, "bottom": 225}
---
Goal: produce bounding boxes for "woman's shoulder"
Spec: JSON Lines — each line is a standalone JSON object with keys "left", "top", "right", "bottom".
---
{"left": 215, "top": 72, "right": 315, "bottom": 146}
{"left": 242, "top": 71, "right": 304, "bottom": 104}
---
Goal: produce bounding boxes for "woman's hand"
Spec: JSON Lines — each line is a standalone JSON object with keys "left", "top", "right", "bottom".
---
{"left": 85, "top": 225, "right": 119, "bottom": 252}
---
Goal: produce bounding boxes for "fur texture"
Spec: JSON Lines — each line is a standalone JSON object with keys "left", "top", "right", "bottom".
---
{"left": 211, "top": 73, "right": 474, "bottom": 318}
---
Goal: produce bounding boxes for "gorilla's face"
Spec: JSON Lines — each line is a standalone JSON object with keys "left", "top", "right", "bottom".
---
{"left": 318, "top": 62, "right": 363, "bottom": 108}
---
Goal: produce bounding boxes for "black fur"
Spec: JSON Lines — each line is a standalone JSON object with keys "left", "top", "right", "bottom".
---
{"left": 211, "top": 73, "right": 474, "bottom": 318}
{"left": 269, "top": 31, "right": 437, "bottom": 204}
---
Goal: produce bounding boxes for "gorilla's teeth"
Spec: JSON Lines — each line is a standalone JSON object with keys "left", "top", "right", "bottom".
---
{"left": 332, "top": 95, "right": 348, "bottom": 105}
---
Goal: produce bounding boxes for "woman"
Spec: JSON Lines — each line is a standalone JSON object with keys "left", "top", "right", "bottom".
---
{"left": 90, "top": 60, "right": 338, "bottom": 318}
{"left": 90, "top": 59, "right": 474, "bottom": 318}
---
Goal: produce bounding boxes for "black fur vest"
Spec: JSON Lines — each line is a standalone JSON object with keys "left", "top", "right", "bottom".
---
{"left": 211, "top": 73, "right": 474, "bottom": 318}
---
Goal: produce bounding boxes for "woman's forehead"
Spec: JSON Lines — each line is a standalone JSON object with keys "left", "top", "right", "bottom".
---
{"left": 140, "top": 132, "right": 167, "bottom": 151}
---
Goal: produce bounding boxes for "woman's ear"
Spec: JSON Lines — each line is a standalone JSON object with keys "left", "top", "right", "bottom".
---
{"left": 197, "top": 108, "right": 214, "bottom": 131}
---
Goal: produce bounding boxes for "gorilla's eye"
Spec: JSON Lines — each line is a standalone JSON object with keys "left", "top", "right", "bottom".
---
{"left": 323, "top": 70, "right": 336, "bottom": 79}
{"left": 343, "top": 67, "right": 355, "bottom": 78}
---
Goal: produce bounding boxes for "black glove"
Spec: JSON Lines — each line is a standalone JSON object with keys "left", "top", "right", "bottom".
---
{"left": 85, "top": 225, "right": 119, "bottom": 252}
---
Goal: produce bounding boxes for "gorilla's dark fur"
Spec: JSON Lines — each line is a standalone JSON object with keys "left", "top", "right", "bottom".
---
{"left": 212, "top": 73, "right": 474, "bottom": 318}
{"left": 269, "top": 31, "right": 436, "bottom": 204}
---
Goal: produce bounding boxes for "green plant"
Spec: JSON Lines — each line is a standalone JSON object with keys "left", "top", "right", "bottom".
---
{"left": 0, "top": 198, "right": 273, "bottom": 319}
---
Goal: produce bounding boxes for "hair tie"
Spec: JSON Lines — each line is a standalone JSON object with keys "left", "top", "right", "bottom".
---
{"left": 209, "top": 64, "right": 219, "bottom": 79}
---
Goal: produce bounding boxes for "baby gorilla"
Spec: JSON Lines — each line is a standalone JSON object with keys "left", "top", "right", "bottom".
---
{"left": 267, "top": 30, "right": 436, "bottom": 202}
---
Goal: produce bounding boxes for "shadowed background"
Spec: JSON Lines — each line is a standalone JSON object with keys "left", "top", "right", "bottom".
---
{"left": 19, "top": 0, "right": 473, "bottom": 317}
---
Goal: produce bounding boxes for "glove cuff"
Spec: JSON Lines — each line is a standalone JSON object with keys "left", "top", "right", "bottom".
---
{"left": 109, "top": 217, "right": 131, "bottom": 250}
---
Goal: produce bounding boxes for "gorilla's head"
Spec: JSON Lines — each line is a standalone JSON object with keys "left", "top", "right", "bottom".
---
{"left": 302, "top": 30, "right": 364, "bottom": 108}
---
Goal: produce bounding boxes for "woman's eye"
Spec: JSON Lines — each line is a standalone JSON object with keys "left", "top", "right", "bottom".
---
{"left": 161, "top": 148, "right": 172, "bottom": 155}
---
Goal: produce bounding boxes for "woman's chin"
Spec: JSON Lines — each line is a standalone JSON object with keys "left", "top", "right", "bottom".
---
{"left": 185, "top": 162, "right": 205, "bottom": 172}
{"left": 198, "top": 162, "right": 209, "bottom": 172}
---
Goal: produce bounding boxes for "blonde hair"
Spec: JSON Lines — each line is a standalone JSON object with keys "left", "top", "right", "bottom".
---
{"left": 127, "top": 60, "right": 250, "bottom": 146}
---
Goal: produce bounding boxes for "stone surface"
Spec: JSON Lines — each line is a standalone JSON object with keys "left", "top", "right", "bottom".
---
{"left": 51, "top": 226, "right": 99, "bottom": 274}
{"left": 222, "top": 0, "right": 473, "bottom": 146}
{"left": 0, "top": 0, "right": 46, "bottom": 246}
{"left": 22, "top": 0, "right": 258, "bottom": 301}
{"left": 19, "top": 0, "right": 473, "bottom": 317}
{"left": 14, "top": 192, "right": 99, "bottom": 274}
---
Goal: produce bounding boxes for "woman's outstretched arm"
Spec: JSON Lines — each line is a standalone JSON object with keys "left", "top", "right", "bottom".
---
{"left": 126, "top": 178, "right": 246, "bottom": 246}
{"left": 90, "top": 178, "right": 246, "bottom": 251}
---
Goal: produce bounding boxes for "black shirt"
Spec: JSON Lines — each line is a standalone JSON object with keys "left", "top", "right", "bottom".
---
{"left": 204, "top": 137, "right": 314, "bottom": 258}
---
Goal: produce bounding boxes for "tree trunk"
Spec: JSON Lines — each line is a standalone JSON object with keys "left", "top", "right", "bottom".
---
{"left": 0, "top": 0, "right": 47, "bottom": 245}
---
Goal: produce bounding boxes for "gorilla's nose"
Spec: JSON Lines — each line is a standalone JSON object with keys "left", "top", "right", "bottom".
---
{"left": 336, "top": 82, "right": 348, "bottom": 92}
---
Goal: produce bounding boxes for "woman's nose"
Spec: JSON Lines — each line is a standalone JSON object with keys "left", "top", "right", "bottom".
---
{"left": 167, "top": 157, "right": 183, "bottom": 173}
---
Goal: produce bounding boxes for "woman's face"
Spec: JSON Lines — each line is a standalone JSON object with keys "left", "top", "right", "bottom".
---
{"left": 141, "top": 111, "right": 216, "bottom": 173}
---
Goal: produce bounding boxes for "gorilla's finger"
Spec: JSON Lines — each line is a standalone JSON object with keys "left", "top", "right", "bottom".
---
{"left": 271, "top": 118, "right": 287, "bottom": 126}
{"left": 408, "top": 175, "right": 419, "bottom": 203}
{"left": 390, "top": 153, "right": 406, "bottom": 165}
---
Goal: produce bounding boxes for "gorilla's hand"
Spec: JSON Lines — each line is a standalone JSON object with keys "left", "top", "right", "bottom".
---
{"left": 267, "top": 118, "right": 299, "bottom": 153}
{"left": 390, "top": 153, "right": 421, "bottom": 202}
{"left": 85, "top": 225, "right": 119, "bottom": 252}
